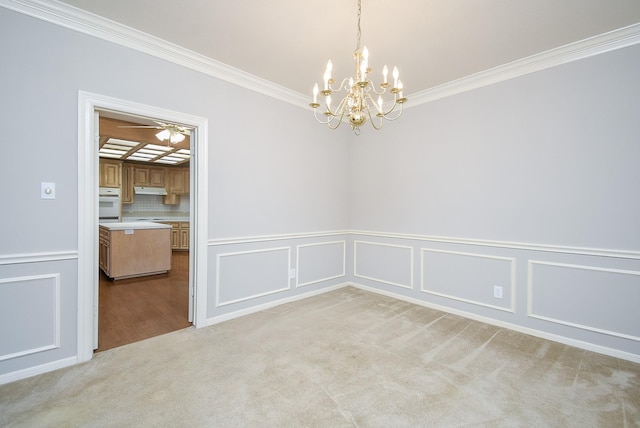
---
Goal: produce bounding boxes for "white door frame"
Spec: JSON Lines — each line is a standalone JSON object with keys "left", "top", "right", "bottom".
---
{"left": 77, "top": 91, "right": 208, "bottom": 362}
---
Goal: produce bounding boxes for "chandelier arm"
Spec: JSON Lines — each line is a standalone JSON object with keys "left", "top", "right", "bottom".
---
{"left": 380, "top": 102, "right": 405, "bottom": 121}
{"left": 380, "top": 101, "right": 399, "bottom": 117}
{"left": 365, "top": 92, "right": 400, "bottom": 117}
{"left": 366, "top": 81, "right": 388, "bottom": 96}
{"left": 376, "top": 94, "right": 405, "bottom": 117}
{"left": 327, "top": 106, "right": 348, "bottom": 130}
{"left": 322, "top": 81, "right": 351, "bottom": 117}
{"left": 312, "top": 109, "right": 333, "bottom": 125}
{"left": 362, "top": 91, "right": 405, "bottom": 120}
{"left": 322, "top": 97, "right": 338, "bottom": 117}
{"left": 366, "top": 108, "right": 384, "bottom": 130}
{"left": 362, "top": 92, "right": 383, "bottom": 115}
{"left": 317, "top": 96, "right": 349, "bottom": 128}
{"left": 326, "top": 96, "right": 349, "bottom": 117}
{"left": 327, "top": 77, "right": 352, "bottom": 94}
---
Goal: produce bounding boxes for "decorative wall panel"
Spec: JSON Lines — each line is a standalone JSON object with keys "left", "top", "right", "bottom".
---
{"left": 354, "top": 241, "right": 413, "bottom": 289}
{"left": 296, "top": 241, "right": 346, "bottom": 287}
{"left": 529, "top": 261, "right": 640, "bottom": 341}
{"left": 216, "top": 247, "right": 291, "bottom": 306}
{"left": 421, "top": 249, "right": 515, "bottom": 312}
{"left": 0, "top": 274, "right": 60, "bottom": 361}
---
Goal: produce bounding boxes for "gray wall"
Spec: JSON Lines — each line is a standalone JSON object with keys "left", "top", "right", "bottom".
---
{"left": 349, "top": 46, "right": 640, "bottom": 249}
{"left": 0, "top": 7, "right": 349, "bottom": 381}
{"left": 1, "top": 5, "right": 639, "bottom": 383}
{"left": 348, "top": 45, "right": 640, "bottom": 357}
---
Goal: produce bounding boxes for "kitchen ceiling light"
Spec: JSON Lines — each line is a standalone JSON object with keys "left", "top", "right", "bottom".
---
{"left": 155, "top": 129, "right": 170, "bottom": 141}
{"left": 310, "top": 0, "right": 407, "bottom": 134}
{"left": 171, "top": 133, "right": 186, "bottom": 143}
{"left": 155, "top": 127, "right": 186, "bottom": 144}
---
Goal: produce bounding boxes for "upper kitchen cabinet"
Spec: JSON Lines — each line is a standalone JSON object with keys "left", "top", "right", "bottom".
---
{"left": 121, "top": 164, "right": 134, "bottom": 204}
{"left": 99, "top": 159, "right": 122, "bottom": 188}
{"left": 134, "top": 166, "right": 166, "bottom": 187}
{"left": 167, "top": 168, "right": 189, "bottom": 195}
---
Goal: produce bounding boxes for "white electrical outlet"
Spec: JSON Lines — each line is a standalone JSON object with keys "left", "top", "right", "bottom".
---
{"left": 289, "top": 268, "right": 296, "bottom": 279}
{"left": 493, "top": 285, "right": 503, "bottom": 299}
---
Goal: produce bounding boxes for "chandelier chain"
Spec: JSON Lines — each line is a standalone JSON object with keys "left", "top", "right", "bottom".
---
{"left": 355, "top": 0, "right": 361, "bottom": 53}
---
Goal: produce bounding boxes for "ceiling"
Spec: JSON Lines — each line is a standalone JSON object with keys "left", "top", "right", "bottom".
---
{"left": 55, "top": 0, "right": 640, "bottom": 97}
{"left": 98, "top": 114, "right": 191, "bottom": 166}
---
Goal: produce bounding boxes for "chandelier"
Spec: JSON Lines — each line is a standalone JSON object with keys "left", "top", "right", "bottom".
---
{"left": 310, "top": 0, "right": 407, "bottom": 134}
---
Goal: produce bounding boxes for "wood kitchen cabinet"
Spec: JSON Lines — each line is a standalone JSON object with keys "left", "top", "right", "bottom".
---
{"left": 164, "top": 168, "right": 189, "bottom": 205}
{"left": 134, "top": 166, "right": 166, "bottom": 187}
{"left": 99, "top": 227, "right": 110, "bottom": 273}
{"left": 121, "top": 164, "right": 134, "bottom": 204}
{"left": 163, "top": 193, "right": 179, "bottom": 205}
{"left": 178, "top": 223, "right": 190, "bottom": 250}
{"left": 99, "top": 159, "right": 122, "bottom": 188}
{"left": 164, "top": 221, "right": 190, "bottom": 250}
{"left": 167, "top": 168, "right": 189, "bottom": 194}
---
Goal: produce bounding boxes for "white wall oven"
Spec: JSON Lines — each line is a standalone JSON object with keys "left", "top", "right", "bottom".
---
{"left": 99, "top": 187, "right": 121, "bottom": 223}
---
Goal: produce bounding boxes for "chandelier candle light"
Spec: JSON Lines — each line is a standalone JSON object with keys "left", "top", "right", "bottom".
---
{"left": 310, "top": 0, "right": 407, "bottom": 134}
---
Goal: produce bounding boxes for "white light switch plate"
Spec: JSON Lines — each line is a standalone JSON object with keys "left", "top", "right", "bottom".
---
{"left": 41, "top": 182, "right": 56, "bottom": 199}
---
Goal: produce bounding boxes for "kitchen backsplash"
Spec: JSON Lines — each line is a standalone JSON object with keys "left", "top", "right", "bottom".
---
{"left": 123, "top": 194, "right": 190, "bottom": 214}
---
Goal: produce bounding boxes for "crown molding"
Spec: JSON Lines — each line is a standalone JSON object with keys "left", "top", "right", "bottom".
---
{"left": 408, "top": 23, "right": 640, "bottom": 107}
{"left": 0, "top": 0, "right": 309, "bottom": 108}
{"left": 2, "top": 0, "right": 639, "bottom": 110}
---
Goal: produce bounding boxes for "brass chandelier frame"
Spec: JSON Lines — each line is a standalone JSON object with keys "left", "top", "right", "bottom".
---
{"left": 310, "top": 0, "right": 407, "bottom": 134}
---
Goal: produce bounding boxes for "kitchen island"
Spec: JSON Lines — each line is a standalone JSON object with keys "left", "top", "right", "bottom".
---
{"left": 99, "top": 222, "right": 172, "bottom": 280}
{"left": 121, "top": 213, "right": 190, "bottom": 250}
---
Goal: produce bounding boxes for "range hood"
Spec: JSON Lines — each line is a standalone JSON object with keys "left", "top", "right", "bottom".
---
{"left": 134, "top": 186, "right": 168, "bottom": 196}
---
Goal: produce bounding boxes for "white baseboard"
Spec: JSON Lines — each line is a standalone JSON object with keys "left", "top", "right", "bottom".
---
{"left": 349, "top": 282, "right": 640, "bottom": 364}
{"left": 0, "top": 356, "right": 77, "bottom": 386}
{"left": 205, "top": 282, "right": 349, "bottom": 326}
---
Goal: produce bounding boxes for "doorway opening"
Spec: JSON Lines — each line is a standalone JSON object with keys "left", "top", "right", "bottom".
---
{"left": 78, "top": 92, "right": 208, "bottom": 363}
{"left": 96, "top": 112, "right": 193, "bottom": 351}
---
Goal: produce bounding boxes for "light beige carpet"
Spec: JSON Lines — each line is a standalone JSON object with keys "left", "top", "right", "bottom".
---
{"left": 1, "top": 286, "right": 639, "bottom": 427}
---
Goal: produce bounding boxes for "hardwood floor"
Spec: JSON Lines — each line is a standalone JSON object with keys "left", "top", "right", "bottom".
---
{"left": 96, "top": 251, "right": 192, "bottom": 352}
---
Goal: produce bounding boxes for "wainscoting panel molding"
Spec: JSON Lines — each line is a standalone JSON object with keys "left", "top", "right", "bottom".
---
{"left": 421, "top": 249, "right": 516, "bottom": 312}
{"left": 296, "top": 241, "right": 346, "bottom": 288}
{"left": 351, "top": 230, "right": 640, "bottom": 260}
{"left": 209, "top": 230, "right": 349, "bottom": 247}
{"left": 0, "top": 274, "right": 60, "bottom": 362}
{"left": 216, "top": 247, "right": 291, "bottom": 307}
{"left": 0, "top": 251, "right": 77, "bottom": 265}
{"left": 354, "top": 241, "right": 414, "bottom": 289}
{"left": 528, "top": 261, "right": 640, "bottom": 342}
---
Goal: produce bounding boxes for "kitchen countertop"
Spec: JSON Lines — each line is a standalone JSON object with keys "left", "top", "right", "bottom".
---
{"left": 99, "top": 221, "right": 172, "bottom": 230}
{"left": 121, "top": 212, "right": 190, "bottom": 222}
